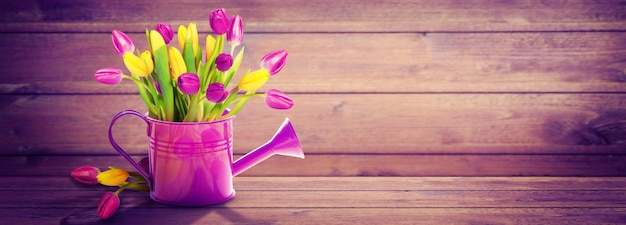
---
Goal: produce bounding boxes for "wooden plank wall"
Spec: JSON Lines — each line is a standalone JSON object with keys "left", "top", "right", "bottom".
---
{"left": 1, "top": 0, "right": 625, "bottom": 176}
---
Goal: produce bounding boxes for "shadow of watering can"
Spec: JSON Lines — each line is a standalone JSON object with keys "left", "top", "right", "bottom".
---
{"left": 108, "top": 110, "right": 304, "bottom": 206}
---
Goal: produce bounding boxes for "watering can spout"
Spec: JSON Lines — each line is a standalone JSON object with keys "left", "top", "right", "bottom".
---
{"left": 232, "top": 118, "right": 304, "bottom": 176}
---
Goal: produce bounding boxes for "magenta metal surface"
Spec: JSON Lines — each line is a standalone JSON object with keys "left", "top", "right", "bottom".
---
{"left": 108, "top": 110, "right": 304, "bottom": 206}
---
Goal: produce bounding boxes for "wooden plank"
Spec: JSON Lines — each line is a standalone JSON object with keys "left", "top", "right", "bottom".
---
{"left": 3, "top": 208, "right": 625, "bottom": 225}
{"left": 2, "top": 94, "right": 625, "bottom": 155}
{"left": 2, "top": 188, "right": 626, "bottom": 208}
{"left": 4, "top": 177, "right": 626, "bottom": 191}
{"left": 2, "top": 32, "right": 626, "bottom": 94}
{"left": 1, "top": 0, "right": 625, "bottom": 32}
{"left": 2, "top": 155, "right": 625, "bottom": 177}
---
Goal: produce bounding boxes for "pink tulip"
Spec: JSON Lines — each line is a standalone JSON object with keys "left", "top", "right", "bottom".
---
{"left": 177, "top": 73, "right": 200, "bottom": 94}
{"left": 155, "top": 23, "right": 174, "bottom": 44}
{"left": 209, "top": 8, "right": 230, "bottom": 35}
{"left": 97, "top": 192, "right": 120, "bottom": 219}
{"left": 260, "top": 50, "right": 288, "bottom": 76}
{"left": 70, "top": 165, "right": 101, "bottom": 185}
{"left": 111, "top": 30, "right": 135, "bottom": 56}
{"left": 206, "top": 83, "right": 228, "bottom": 103}
{"left": 215, "top": 53, "right": 233, "bottom": 72}
{"left": 265, "top": 89, "right": 294, "bottom": 110}
{"left": 94, "top": 67, "right": 123, "bottom": 85}
{"left": 227, "top": 15, "right": 243, "bottom": 47}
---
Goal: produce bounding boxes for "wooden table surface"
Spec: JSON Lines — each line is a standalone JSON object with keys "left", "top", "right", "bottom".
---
{"left": 3, "top": 175, "right": 626, "bottom": 224}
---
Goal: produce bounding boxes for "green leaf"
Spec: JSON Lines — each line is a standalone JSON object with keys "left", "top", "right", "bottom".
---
{"left": 153, "top": 45, "right": 175, "bottom": 121}
{"left": 183, "top": 40, "right": 196, "bottom": 73}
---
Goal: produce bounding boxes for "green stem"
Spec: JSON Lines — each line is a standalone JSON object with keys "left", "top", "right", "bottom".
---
{"left": 114, "top": 179, "right": 147, "bottom": 195}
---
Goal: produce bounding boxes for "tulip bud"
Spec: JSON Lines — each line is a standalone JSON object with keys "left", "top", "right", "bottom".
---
{"left": 169, "top": 47, "right": 187, "bottom": 79}
{"left": 205, "top": 35, "right": 217, "bottom": 60}
{"left": 227, "top": 15, "right": 244, "bottom": 47}
{"left": 206, "top": 83, "right": 228, "bottom": 103}
{"left": 94, "top": 67, "right": 123, "bottom": 85}
{"left": 188, "top": 23, "right": 199, "bottom": 57}
{"left": 177, "top": 25, "right": 188, "bottom": 51}
{"left": 260, "top": 50, "right": 288, "bottom": 76}
{"left": 265, "top": 89, "right": 294, "bottom": 110}
{"left": 140, "top": 51, "right": 154, "bottom": 74}
{"left": 149, "top": 30, "right": 166, "bottom": 55}
{"left": 70, "top": 165, "right": 101, "bottom": 185}
{"left": 209, "top": 8, "right": 229, "bottom": 35}
{"left": 215, "top": 53, "right": 233, "bottom": 72}
{"left": 111, "top": 30, "right": 135, "bottom": 56}
{"left": 155, "top": 23, "right": 174, "bottom": 44}
{"left": 97, "top": 192, "right": 120, "bottom": 219}
{"left": 238, "top": 69, "right": 270, "bottom": 91}
{"left": 123, "top": 52, "right": 149, "bottom": 77}
{"left": 177, "top": 73, "right": 200, "bottom": 94}
{"left": 96, "top": 168, "right": 129, "bottom": 186}
{"left": 138, "top": 157, "right": 150, "bottom": 174}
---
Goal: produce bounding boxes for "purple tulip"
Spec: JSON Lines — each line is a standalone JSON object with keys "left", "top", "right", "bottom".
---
{"left": 111, "top": 30, "right": 135, "bottom": 56}
{"left": 138, "top": 157, "right": 149, "bottom": 174}
{"left": 177, "top": 73, "right": 200, "bottom": 94}
{"left": 97, "top": 192, "right": 120, "bottom": 219}
{"left": 260, "top": 50, "right": 288, "bottom": 76}
{"left": 209, "top": 8, "right": 230, "bottom": 35}
{"left": 265, "top": 89, "right": 294, "bottom": 110}
{"left": 155, "top": 23, "right": 174, "bottom": 44}
{"left": 206, "top": 83, "right": 228, "bottom": 103}
{"left": 215, "top": 53, "right": 233, "bottom": 72}
{"left": 94, "top": 67, "right": 123, "bottom": 85}
{"left": 70, "top": 165, "right": 101, "bottom": 185}
{"left": 227, "top": 15, "right": 243, "bottom": 47}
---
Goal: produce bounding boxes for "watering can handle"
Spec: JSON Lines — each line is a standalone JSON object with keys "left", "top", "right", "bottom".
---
{"left": 108, "top": 110, "right": 152, "bottom": 188}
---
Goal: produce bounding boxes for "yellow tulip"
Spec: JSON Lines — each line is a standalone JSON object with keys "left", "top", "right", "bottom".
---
{"left": 177, "top": 25, "right": 187, "bottom": 51}
{"left": 150, "top": 30, "right": 166, "bottom": 55}
{"left": 238, "top": 69, "right": 270, "bottom": 91}
{"left": 140, "top": 51, "right": 154, "bottom": 74}
{"left": 205, "top": 35, "right": 216, "bottom": 60}
{"left": 96, "top": 168, "right": 129, "bottom": 186}
{"left": 169, "top": 47, "right": 186, "bottom": 79}
{"left": 123, "top": 52, "right": 149, "bottom": 76}
{"left": 178, "top": 23, "right": 199, "bottom": 57}
{"left": 187, "top": 23, "right": 199, "bottom": 57}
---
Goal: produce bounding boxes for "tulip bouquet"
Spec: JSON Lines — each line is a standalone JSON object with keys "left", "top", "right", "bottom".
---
{"left": 94, "top": 8, "right": 293, "bottom": 122}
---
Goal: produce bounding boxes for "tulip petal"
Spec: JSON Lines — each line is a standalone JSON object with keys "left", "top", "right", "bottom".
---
{"left": 177, "top": 73, "right": 200, "bottom": 94}
{"left": 238, "top": 69, "right": 270, "bottom": 91}
{"left": 155, "top": 23, "right": 174, "bottom": 44}
{"left": 96, "top": 168, "right": 129, "bottom": 186}
{"left": 111, "top": 30, "right": 135, "bottom": 56}
{"left": 123, "top": 52, "right": 149, "bottom": 76}
{"left": 209, "top": 8, "right": 230, "bottom": 35}
{"left": 97, "top": 192, "right": 120, "bottom": 219}
{"left": 94, "top": 67, "right": 123, "bottom": 85}
{"left": 70, "top": 165, "right": 101, "bottom": 185}
{"left": 206, "top": 83, "right": 228, "bottom": 103}
{"left": 260, "top": 50, "right": 288, "bottom": 76}
{"left": 227, "top": 15, "right": 244, "bottom": 47}
{"left": 265, "top": 89, "right": 294, "bottom": 110}
{"left": 215, "top": 53, "right": 233, "bottom": 72}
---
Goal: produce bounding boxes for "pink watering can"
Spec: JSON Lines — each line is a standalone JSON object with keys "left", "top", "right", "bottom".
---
{"left": 108, "top": 110, "right": 304, "bottom": 206}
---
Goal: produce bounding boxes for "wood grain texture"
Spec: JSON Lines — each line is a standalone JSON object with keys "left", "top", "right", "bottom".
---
{"left": 1, "top": 32, "right": 626, "bottom": 94}
{"left": 1, "top": 177, "right": 626, "bottom": 224}
{"left": 2, "top": 94, "right": 625, "bottom": 155}
{"left": 1, "top": 0, "right": 626, "bottom": 32}
{"left": 5, "top": 177, "right": 626, "bottom": 191}
{"left": 3, "top": 208, "right": 626, "bottom": 225}
{"left": 3, "top": 155, "right": 625, "bottom": 177}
